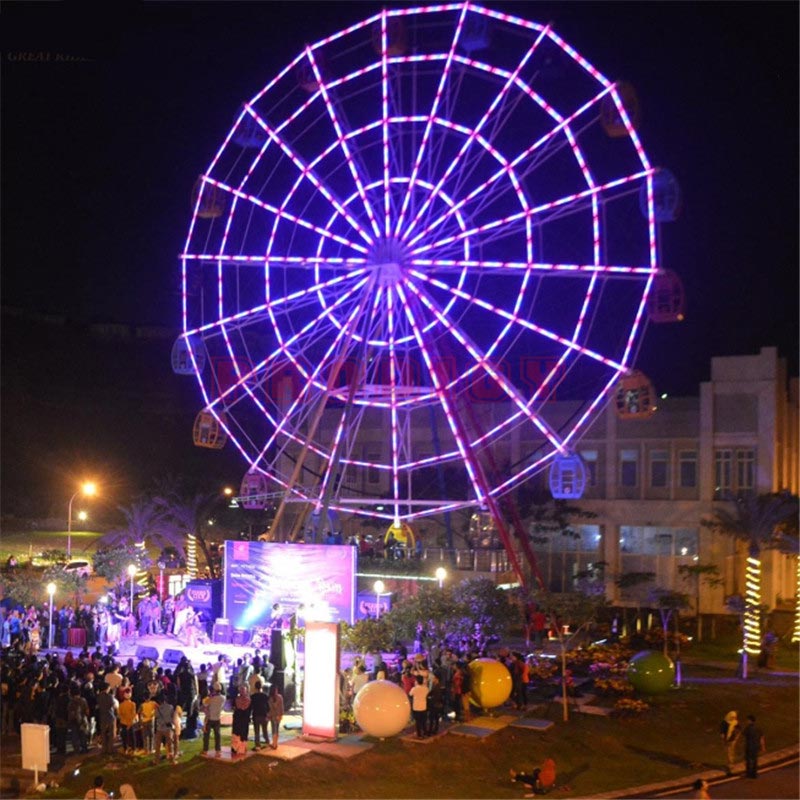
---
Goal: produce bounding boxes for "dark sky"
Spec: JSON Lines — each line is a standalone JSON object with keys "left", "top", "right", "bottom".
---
{"left": 3, "top": 1, "right": 798, "bottom": 397}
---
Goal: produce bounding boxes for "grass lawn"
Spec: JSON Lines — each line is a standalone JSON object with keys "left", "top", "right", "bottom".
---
{"left": 41, "top": 665, "right": 798, "bottom": 800}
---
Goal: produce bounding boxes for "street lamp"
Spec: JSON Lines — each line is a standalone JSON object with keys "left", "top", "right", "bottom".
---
{"left": 435, "top": 566, "right": 447, "bottom": 590}
{"left": 67, "top": 481, "right": 97, "bottom": 559}
{"left": 127, "top": 564, "right": 137, "bottom": 610}
{"left": 374, "top": 580, "right": 385, "bottom": 619}
{"left": 47, "top": 583, "right": 56, "bottom": 649}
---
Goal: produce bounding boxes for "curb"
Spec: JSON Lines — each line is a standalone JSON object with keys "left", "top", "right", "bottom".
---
{"left": 582, "top": 743, "right": 799, "bottom": 798}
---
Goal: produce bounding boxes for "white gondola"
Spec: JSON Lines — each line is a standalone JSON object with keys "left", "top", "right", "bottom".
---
{"left": 171, "top": 334, "right": 205, "bottom": 375}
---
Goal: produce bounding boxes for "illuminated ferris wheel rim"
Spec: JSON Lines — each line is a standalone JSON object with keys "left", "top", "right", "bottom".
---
{"left": 179, "top": 1, "right": 662, "bottom": 523}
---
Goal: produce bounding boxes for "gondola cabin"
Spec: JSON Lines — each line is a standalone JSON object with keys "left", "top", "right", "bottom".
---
{"left": 461, "top": 15, "right": 490, "bottom": 53}
{"left": 548, "top": 453, "right": 587, "bottom": 500}
{"left": 647, "top": 270, "right": 686, "bottom": 323}
{"left": 601, "top": 81, "right": 640, "bottom": 138}
{"left": 231, "top": 106, "right": 268, "bottom": 149}
{"left": 191, "top": 177, "right": 225, "bottom": 219}
{"left": 640, "top": 169, "right": 682, "bottom": 223}
{"left": 240, "top": 471, "right": 269, "bottom": 509}
{"left": 193, "top": 411, "right": 228, "bottom": 449}
{"left": 372, "top": 16, "right": 407, "bottom": 56}
{"left": 614, "top": 371, "right": 656, "bottom": 419}
{"left": 171, "top": 335, "right": 206, "bottom": 375}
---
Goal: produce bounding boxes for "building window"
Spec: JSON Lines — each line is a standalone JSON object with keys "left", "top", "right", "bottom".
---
{"left": 620, "top": 449, "right": 638, "bottom": 487}
{"left": 581, "top": 449, "right": 598, "bottom": 487}
{"left": 531, "top": 525, "right": 601, "bottom": 592}
{"left": 714, "top": 449, "right": 733, "bottom": 499}
{"left": 715, "top": 447, "right": 755, "bottom": 498}
{"left": 650, "top": 450, "right": 669, "bottom": 488}
{"left": 679, "top": 450, "right": 697, "bottom": 488}
{"left": 736, "top": 449, "right": 755, "bottom": 495}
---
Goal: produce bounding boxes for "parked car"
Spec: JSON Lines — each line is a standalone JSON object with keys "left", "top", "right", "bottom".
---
{"left": 64, "top": 559, "right": 93, "bottom": 577}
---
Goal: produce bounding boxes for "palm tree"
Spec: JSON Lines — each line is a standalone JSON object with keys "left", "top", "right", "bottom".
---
{"left": 154, "top": 490, "right": 225, "bottom": 579}
{"left": 98, "top": 497, "right": 183, "bottom": 557}
{"left": 704, "top": 491, "right": 798, "bottom": 676}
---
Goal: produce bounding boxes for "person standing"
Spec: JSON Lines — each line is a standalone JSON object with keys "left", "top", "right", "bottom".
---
{"left": 230, "top": 685, "right": 251, "bottom": 758}
{"left": 425, "top": 673, "right": 444, "bottom": 735}
{"left": 117, "top": 689, "right": 138, "bottom": 754}
{"left": 409, "top": 674, "right": 429, "bottom": 738}
{"left": 250, "top": 681, "right": 269, "bottom": 750}
{"left": 138, "top": 693, "right": 158, "bottom": 755}
{"left": 96, "top": 684, "right": 119, "bottom": 755}
{"left": 202, "top": 684, "right": 225, "bottom": 756}
{"left": 153, "top": 695, "right": 175, "bottom": 764}
{"left": 742, "top": 715, "right": 766, "bottom": 778}
{"left": 721, "top": 710, "right": 741, "bottom": 775}
{"left": 267, "top": 684, "right": 284, "bottom": 750}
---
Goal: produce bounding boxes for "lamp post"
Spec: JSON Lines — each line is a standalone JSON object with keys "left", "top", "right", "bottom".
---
{"left": 127, "top": 564, "right": 137, "bottom": 610}
{"left": 47, "top": 583, "right": 56, "bottom": 649}
{"left": 435, "top": 566, "right": 447, "bottom": 590}
{"left": 374, "top": 580, "right": 385, "bottom": 619}
{"left": 67, "top": 481, "right": 97, "bottom": 559}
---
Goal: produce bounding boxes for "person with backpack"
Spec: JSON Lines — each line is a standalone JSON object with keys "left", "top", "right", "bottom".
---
{"left": 153, "top": 695, "right": 175, "bottom": 764}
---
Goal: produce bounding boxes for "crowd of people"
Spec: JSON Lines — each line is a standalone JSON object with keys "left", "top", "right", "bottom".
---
{"left": 0, "top": 590, "right": 209, "bottom": 657}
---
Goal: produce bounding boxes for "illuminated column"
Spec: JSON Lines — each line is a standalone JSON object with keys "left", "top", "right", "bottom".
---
{"left": 302, "top": 621, "right": 340, "bottom": 740}
{"left": 743, "top": 546, "right": 761, "bottom": 656}
{"left": 187, "top": 533, "right": 198, "bottom": 578}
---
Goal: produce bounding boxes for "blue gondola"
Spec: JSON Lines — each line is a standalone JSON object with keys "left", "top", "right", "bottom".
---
{"left": 240, "top": 471, "right": 269, "bottom": 509}
{"left": 171, "top": 334, "right": 206, "bottom": 375}
{"left": 461, "top": 15, "right": 490, "bottom": 53}
{"left": 640, "top": 169, "right": 682, "bottom": 222}
{"left": 231, "top": 106, "right": 268, "bottom": 149}
{"left": 549, "top": 453, "right": 587, "bottom": 500}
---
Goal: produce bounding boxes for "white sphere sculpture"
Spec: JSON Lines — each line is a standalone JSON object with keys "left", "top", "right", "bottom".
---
{"left": 353, "top": 680, "right": 410, "bottom": 738}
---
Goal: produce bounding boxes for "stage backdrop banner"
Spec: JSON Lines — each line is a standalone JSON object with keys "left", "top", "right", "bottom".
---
{"left": 223, "top": 541, "right": 356, "bottom": 629}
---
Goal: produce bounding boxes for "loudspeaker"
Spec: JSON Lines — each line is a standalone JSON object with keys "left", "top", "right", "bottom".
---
{"left": 269, "top": 629, "right": 287, "bottom": 669}
{"left": 212, "top": 619, "right": 231, "bottom": 644}
{"left": 135, "top": 645, "right": 160, "bottom": 661}
{"left": 271, "top": 669, "right": 295, "bottom": 710}
{"left": 163, "top": 648, "right": 186, "bottom": 664}
{"left": 232, "top": 629, "right": 249, "bottom": 646}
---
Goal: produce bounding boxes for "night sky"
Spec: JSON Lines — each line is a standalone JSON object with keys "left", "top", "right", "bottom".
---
{"left": 3, "top": 0, "right": 798, "bottom": 400}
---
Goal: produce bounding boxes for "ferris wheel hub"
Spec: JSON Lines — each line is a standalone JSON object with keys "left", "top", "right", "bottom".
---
{"left": 368, "top": 237, "right": 409, "bottom": 287}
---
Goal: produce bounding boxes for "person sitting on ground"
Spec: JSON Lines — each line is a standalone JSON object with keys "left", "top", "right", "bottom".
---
{"left": 690, "top": 778, "right": 711, "bottom": 799}
{"left": 510, "top": 758, "right": 556, "bottom": 795}
{"left": 83, "top": 775, "right": 110, "bottom": 800}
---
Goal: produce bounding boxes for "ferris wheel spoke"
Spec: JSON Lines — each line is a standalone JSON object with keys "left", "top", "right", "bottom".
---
{"left": 255, "top": 283, "right": 375, "bottom": 467}
{"left": 408, "top": 166, "right": 652, "bottom": 257}
{"left": 201, "top": 176, "right": 370, "bottom": 255}
{"left": 400, "top": 25, "right": 550, "bottom": 244}
{"left": 393, "top": 3, "right": 469, "bottom": 238}
{"left": 395, "top": 283, "right": 487, "bottom": 508}
{"left": 404, "top": 278, "right": 565, "bottom": 452}
{"left": 303, "top": 47, "right": 382, "bottom": 241}
{"left": 404, "top": 83, "right": 614, "bottom": 250}
{"left": 409, "top": 257, "right": 652, "bottom": 276}
{"left": 407, "top": 268, "right": 627, "bottom": 373}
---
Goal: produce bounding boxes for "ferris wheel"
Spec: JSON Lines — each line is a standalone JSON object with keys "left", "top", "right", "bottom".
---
{"left": 177, "top": 2, "right": 672, "bottom": 541}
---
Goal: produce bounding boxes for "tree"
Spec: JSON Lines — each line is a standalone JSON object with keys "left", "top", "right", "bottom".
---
{"left": 450, "top": 577, "right": 515, "bottom": 653}
{"left": 677, "top": 562, "right": 723, "bottom": 641}
{"left": 93, "top": 544, "right": 151, "bottom": 598}
{"left": 523, "top": 587, "right": 606, "bottom": 721}
{"left": 155, "top": 488, "right": 233, "bottom": 579}
{"left": 340, "top": 617, "right": 395, "bottom": 659}
{"left": 703, "top": 492, "right": 799, "bottom": 671}
{"left": 385, "top": 583, "right": 459, "bottom": 649}
{"left": 1, "top": 562, "right": 86, "bottom": 609}
{"left": 98, "top": 497, "right": 182, "bottom": 557}
{"left": 648, "top": 588, "right": 690, "bottom": 657}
